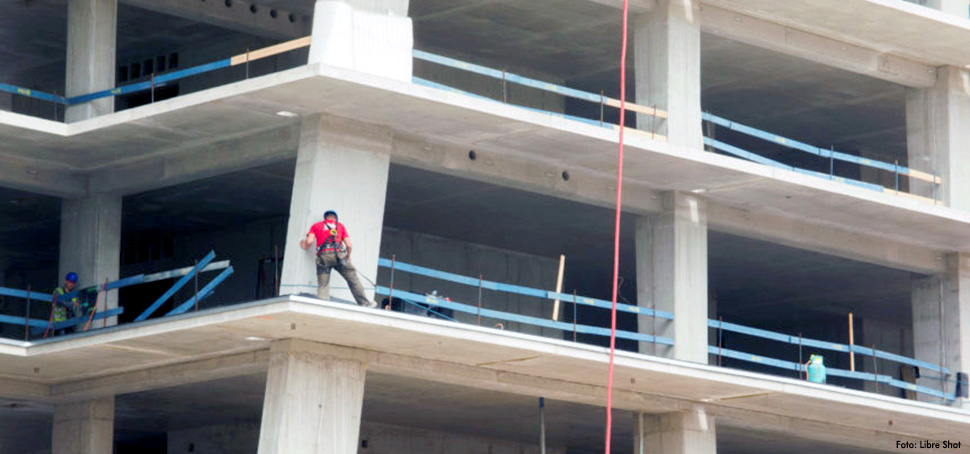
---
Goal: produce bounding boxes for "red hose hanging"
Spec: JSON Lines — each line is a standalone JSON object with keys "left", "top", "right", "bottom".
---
{"left": 604, "top": 1, "right": 630, "bottom": 453}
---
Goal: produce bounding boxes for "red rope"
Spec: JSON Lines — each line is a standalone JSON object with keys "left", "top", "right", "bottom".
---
{"left": 604, "top": 1, "right": 630, "bottom": 453}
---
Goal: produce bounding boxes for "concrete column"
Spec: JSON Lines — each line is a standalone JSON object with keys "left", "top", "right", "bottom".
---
{"left": 634, "top": 0, "right": 702, "bottom": 148}
{"left": 633, "top": 409, "right": 716, "bottom": 454}
{"left": 52, "top": 396, "right": 114, "bottom": 454}
{"left": 906, "top": 66, "right": 970, "bottom": 210}
{"left": 257, "top": 340, "right": 367, "bottom": 454}
{"left": 59, "top": 194, "right": 121, "bottom": 326}
{"left": 636, "top": 192, "right": 708, "bottom": 363}
{"left": 280, "top": 115, "right": 391, "bottom": 303}
{"left": 65, "top": 0, "right": 117, "bottom": 122}
{"left": 308, "top": 0, "right": 412, "bottom": 82}
{"left": 925, "top": 0, "right": 967, "bottom": 17}
{"left": 912, "top": 253, "right": 970, "bottom": 407}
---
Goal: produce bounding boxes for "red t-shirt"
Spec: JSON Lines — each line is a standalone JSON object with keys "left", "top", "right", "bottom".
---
{"left": 309, "top": 221, "right": 348, "bottom": 252}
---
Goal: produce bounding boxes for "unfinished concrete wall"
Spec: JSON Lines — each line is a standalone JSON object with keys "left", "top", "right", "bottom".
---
{"left": 119, "top": 217, "right": 287, "bottom": 319}
{"left": 378, "top": 228, "right": 559, "bottom": 337}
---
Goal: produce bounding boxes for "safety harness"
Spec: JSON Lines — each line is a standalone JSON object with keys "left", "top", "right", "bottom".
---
{"left": 316, "top": 222, "right": 343, "bottom": 255}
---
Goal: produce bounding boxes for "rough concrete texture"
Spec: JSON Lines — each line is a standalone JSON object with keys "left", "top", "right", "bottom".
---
{"left": 59, "top": 194, "right": 121, "bottom": 326}
{"left": 635, "top": 0, "right": 702, "bottom": 148}
{"left": 906, "top": 66, "right": 970, "bottom": 210}
{"left": 308, "top": 0, "right": 413, "bottom": 82}
{"left": 280, "top": 115, "right": 391, "bottom": 304}
{"left": 257, "top": 340, "right": 367, "bottom": 454}
{"left": 912, "top": 253, "right": 970, "bottom": 407}
{"left": 636, "top": 192, "right": 708, "bottom": 362}
{"left": 65, "top": 0, "right": 116, "bottom": 122}
{"left": 635, "top": 409, "right": 716, "bottom": 454}
{"left": 52, "top": 396, "right": 114, "bottom": 454}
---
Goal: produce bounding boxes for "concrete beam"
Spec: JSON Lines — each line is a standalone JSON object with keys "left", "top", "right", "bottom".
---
{"left": 586, "top": 0, "right": 658, "bottom": 14}
{"left": 89, "top": 125, "right": 299, "bottom": 195}
{"left": 700, "top": 5, "right": 937, "bottom": 88}
{"left": 49, "top": 349, "right": 269, "bottom": 402}
{"left": 0, "top": 377, "right": 50, "bottom": 400}
{"left": 0, "top": 155, "right": 87, "bottom": 198}
{"left": 120, "top": 0, "right": 309, "bottom": 40}
{"left": 391, "top": 134, "right": 663, "bottom": 215}
{"left": 708, "top": 203, "right": 945, "bottom": 274}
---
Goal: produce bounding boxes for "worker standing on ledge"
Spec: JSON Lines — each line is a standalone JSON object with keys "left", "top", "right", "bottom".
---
{"left": 299, "top": 210, "right": 377, "bottom": 308}
{"left": 50, "top": 272, "right": 79, "bottom": 335}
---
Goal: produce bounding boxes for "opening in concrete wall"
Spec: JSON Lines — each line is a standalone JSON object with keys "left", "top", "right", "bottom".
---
{"left": 0, "top": 186, "right": 60, "bottom": 340}
{"left": 702, "top": 35, "right": 908, "bottom": 192}
{"left": 118, "top": 161, "right": 294, "bottom": 323}
{"left": 378, "top": 164, "right": 640, "bottom": 351}
{"left": 709, "top": 232, "right": 919, "bottom": 395}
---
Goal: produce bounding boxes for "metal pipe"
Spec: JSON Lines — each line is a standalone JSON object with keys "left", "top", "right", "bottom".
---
{"left": 539, "top": 397, "right": 546, "bottom": 454}
{"left": 572, "top": 290, "right": 578, "bottom": 342}
{"left": 600, "top": 91, "right": 605, "bottom": 126}
{"left": 150, "top": 73, "right": 155, "bottom": 103}
{"left": 798, "top": 333, "right": 803, "bottom": 379}
{"left": 24, "top": 284, "right": 31, "bottom": 341}
{"left": 939, "top": 276, "right": 947, "bottom": 402}
{"left": 477, "top": 273, "right": 483, "bottom": 325}
{"left": 894, "top": 160, "right": 900, "bottom": 192}
{"left": 194, "top": 259, "right": 200, "bottom": 312}
{"left": 717, "top": 316, "right": 723, "bottom": 367}
{"left": 389, "top": 254, "right": 397, "bottom": 310}
{"left": 502, "top": 68, "right": 507, "bottom": 103}
{"left": 873, "top": 344, "right": 880, "bottom": 394}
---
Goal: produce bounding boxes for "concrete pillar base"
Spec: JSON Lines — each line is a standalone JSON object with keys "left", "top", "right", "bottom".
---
{"left": 634, "top": 409, "right": 716, "bottom": 454}
{"left": 65, "top": 0, "right": 117, "bottom": 122}
{"left": 59, "top": 194, "right": 122, "bottom": 326}
{"left": 634, "top": 0, "right": 702, "bottom": 148}
{"left": 257, "top": 340, "right": 368, "bottom": 454}
{"left": 636, "top": 192, "right": 709, "bottom": 363}
{"left": 280, "top": 115, "right": 391, "bottom": 303}
{"left": 912, "top": 253, "right": 970, "bottom": 407}
{"left": 308, "top": 0, "right": 413, "bottom": 81}
{"left": 52, "top": 396, "right": 115, "bottom": 454}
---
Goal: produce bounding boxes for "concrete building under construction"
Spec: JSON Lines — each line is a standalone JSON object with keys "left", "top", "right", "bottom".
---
{"left": 0, "top": 0, "right": 969, "bottom": 452}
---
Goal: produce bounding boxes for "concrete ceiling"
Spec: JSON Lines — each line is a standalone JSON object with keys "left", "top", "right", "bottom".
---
{"left": 0, "top": 370, "right": 889, "bottom": 454}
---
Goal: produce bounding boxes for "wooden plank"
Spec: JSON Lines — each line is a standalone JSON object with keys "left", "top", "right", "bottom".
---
{"left": 603, "top": 98, "right": 669, "bottom": 119}
{"left": 907, "top": 168, "right": 943, "bottom": 185}
{"left": 230, "top": 36, "right": 313, "bottom": 66}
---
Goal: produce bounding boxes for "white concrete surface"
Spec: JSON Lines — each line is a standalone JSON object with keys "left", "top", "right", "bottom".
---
{"left": 925, "top": 0, "right": 968, "bottom": 18}
{"left": 309, "top": 0, "right": 413, "bottom": 82}
{"left": 280, "top": 114, "right": 391, "bottom": 304}
{"left": 635, "top": 0, "right": 703, "bottom": 149}
{"left": 637, "top": 192, "right": 708, "bottom": 362}
{"left": 59, "top": 194, "right": 121, "bottom": 326}
{"left": 257, "top": 339, "right": 366, "bottom": 454}
{"left": 906, "top": 66, "right": 970, "bottom": 211}
{"left": 635, "top": 409, "right": 717, "bottom": 454}
{"left": 912, "top": 253, "right": 970, "bottom": 408}
{"left": 52, "top": 396, "right": 114, "bottom": 454}
{"left": 0, "top": 297, "right": 966, "bottom": 450}
{"left": 65, "top": 0, "right": 116, "bottom": 122}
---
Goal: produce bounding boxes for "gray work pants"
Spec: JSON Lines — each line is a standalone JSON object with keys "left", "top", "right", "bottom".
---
{"left": 316, "top": 250, "right": 371, "bottom": 306}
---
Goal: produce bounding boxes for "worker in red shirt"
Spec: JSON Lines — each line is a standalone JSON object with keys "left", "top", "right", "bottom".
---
{"left": 299, "top": 210, "right": 376, "bottom": 308}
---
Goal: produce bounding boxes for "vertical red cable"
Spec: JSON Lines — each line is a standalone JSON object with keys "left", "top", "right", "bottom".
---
{"left": 604, "top": 1, "right": 629, "bottom": 454}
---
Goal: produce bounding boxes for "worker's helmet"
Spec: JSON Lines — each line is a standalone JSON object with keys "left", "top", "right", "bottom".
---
{"left": 65, "top": 272, "right": 78, "bottom": 283}
{"left": 323, "top": 210, "right": 338, "bottom": 221}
